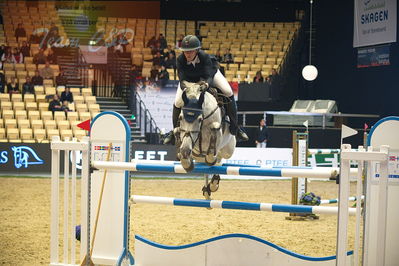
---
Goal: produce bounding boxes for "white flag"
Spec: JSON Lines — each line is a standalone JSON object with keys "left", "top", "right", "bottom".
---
{"left": 303, "top": 120, "right": 309, "bottom": 129}
{"left": 341, "top": 124, "right": 358, "bottom": 139}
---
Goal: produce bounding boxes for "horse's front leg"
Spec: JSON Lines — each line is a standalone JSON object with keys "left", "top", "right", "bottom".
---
{"left": 205, "top": 122, "right": 220, "bottom": 165}
{"left": 180, "top": 132, "right": 194, "bottom": 171}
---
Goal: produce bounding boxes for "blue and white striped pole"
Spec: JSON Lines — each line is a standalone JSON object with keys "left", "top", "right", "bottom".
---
{"left": 130, "top": 195, "right": 357, "bottom": 215}
{"left": 92, "top": 161, "right": 358, "bottom": 179}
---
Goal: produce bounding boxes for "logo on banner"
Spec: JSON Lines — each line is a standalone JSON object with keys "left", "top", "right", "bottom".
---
{"left": 94, "top": 145, "right": 121, "bottom": 151}
{"left": 11, "top": 146, "right": 44, "bottom": 169}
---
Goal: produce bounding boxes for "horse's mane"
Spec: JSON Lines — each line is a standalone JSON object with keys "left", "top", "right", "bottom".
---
{"left": 182, "top": 81, "right": 201, "bottom": 99}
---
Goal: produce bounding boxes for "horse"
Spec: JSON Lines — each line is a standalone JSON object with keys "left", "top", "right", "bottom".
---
{"left": 174, "top": 81, "right": 236, "bottom": 199}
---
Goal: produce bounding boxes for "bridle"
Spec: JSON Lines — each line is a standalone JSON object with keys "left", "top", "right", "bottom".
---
{"left": 180, "top": 100, "right": 219, "bottom": 155}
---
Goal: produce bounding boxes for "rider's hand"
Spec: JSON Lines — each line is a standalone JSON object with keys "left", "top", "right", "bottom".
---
{"left": 198, "top": 81, "right": 209, "bottom": 90}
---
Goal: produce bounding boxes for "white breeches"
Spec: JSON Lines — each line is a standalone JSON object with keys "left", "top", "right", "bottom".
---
{"left": 174, "top": 69, "right": 233, "bottom": 108}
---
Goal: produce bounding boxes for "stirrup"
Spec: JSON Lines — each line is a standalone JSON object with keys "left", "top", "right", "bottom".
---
{"left": 237, "top": 129, "right": 249, "bottom": 142}
{"left": 163, "top": 130, "right": 175, "bottom": 145}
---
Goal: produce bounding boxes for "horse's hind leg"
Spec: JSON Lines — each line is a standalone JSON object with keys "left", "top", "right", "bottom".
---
{"left": 209, "top": 174, "right": 220, "bottom": 192}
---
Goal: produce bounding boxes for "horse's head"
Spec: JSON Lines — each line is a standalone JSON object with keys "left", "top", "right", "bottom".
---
{"left": 178, "top": 82, "right": 206, "bottom": 170}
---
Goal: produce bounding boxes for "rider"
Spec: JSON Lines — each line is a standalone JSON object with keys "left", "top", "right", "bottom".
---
{"left": 163, "top": 35, "right": 248, "bottom": 144}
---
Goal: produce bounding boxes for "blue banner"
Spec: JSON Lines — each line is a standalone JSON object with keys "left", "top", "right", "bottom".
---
{"left": 357, "top": 44, "right": 390, "bottom": 68}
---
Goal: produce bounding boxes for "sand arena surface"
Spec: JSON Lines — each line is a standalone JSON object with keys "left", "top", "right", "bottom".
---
{"left": 0, "top": 178, "right": 358, "bottom": 265}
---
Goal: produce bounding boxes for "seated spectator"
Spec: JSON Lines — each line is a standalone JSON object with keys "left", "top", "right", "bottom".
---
{"left": 40, "top": 61, "right": 54, "bottom": 79}
{"left": 150, "top": 65, "right": 158, "bottom": 80}
{"left": 0, "top": 71, "right": 6, "bottom": 93}
{"left": 15, "top": 23, "right": 27, "bottom": 41}
{"left": 223, "top": 48, "right": 234, "bottom": 64}
{"left": 0, "top": 45, "right": 5, "bottom": 60}
{"left": 158, "top": 34, "right": 167, "bottom": 50}
{"left": 49, "top": 22, "right": 59, "bottom": 38}
{"left": 33, "top": 49, "right": 46, "bottom": 65}
{"left": 175, "top": 34, "right": 184, "bottom": 49}
{"left": 48, "top": 94, "right": 63, "bottom": 113}
{"left": 1, "top": 47, "right": 13, "bottom": 64}
{"left": 22, "top": 76, "right": 34, "bottom": 95}
{"left": 151, "top": 42, "right": 162, "bottom": 55}
{"left": 7, "top": 77, "right": 19, "bottom": 94}
{"left": 163, "top": 53, "right": 176, "bottom": 69}
{"left": 31, "top": 70, "right": 44, "bottom": 86}
{"left": 20, "top": 41, "right": 30, "bottom": 58}
{"left": 46, "top": 48, "right": 57, "bottom": 64}
{"left": 146, "top": 36, "right": 157, "bottom": 49}
{"left": 253, "top": 71, "right": 264, "bottom": 83}
{"left": 56, "top": 70, "right": 67, "bottom": 87}
{"left": 157, "top": 65, "right": 169, "bottom": 86}
{"left": 12, "top": 47, "right": 23, "bottom": 64}
{"left": 61, "top": 101, "right": 70, "bottom": 112}
{"left": 152, "top": 51, "right": 163, "bottom": 67}
{"left": 60, "top": 87, "right": 73, "bottom": 103}
{"left": 215, "top": 50, "right": 223, "bottom": 62}
{"left": 164, "top": 45, "right": 176, "bottom": 58}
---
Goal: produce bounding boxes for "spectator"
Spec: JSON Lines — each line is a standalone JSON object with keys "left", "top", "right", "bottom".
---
{"left": 31, "top": 70, "right": 44, "bottom": 86}
{"left": 175, "top": 34, "right": 184, "bottom": 49}
{"left": 1, "top": 47, "right": 13, "bottom": 64}
{"left": 255, "top": 119, "right": 268, "bottom": 148}
{"left": 14, "top": 23, "right": 26, "bottom": 41}
{"left": 268, "top": 68, "right": 282, "bottom": 100}
{"left": 223, "top": 48, "right": 234, "bottom": 64}
{"left": 56, "top": 70, "right": 67, "bottom": 87}
{"left": 33, "top": 49, "right": 46, "bottom": 64}
{"left": 157, "top": 65, "right": 169, "bottom": 86}
{"left": 60, "top": 87, "right": 73, "bottom": 103}
{"left": 0, "top": 71, "right": 6, "bottom": 93}
{"left": 48, "top": 94, "right": 63, "bottom": 113}
{"left": 163, "top": 53, "right": 176, "bottom": 69}
{"left": 49, "top": 22, "right": 59, "bottom": 37}
{"left": 40, "top": 61, "right": 54, "bottom": 79}
{"left": 215, "top": 50, "right": 223, "bottom": 62}
{"left": 151, "top": 42, "right": 162, "bottom": 55}
{"left": 11, "top": 47, "right": 23, "bottom": 64}
{"left": 129, "top": 65, "right": 140, "bottom": 85}
{"left": 164, "top": 45, "right": 176, "bottom": 58}
{"left": 20, "top": 41, "right": 30, "bottom": 58}
{"left": 61, "top": 100, "right": 70, "bottom": 112}
{"left": 152, "top": 51, "right": 163, "bottom": 67}
{"left": 22, "top": 76, "right": 34, "bottom": 95}
{"left": 7, "top": 77, "right": 19, "bottom": 94}
{"left": 46, "top": 48, "right": 57, "bottom": 64}
{"left": 158, "top": 34, "right": 167, "bottom": 50}
{"left": 253, "top": 71, "right": 264, "bottom": 83}
{"left": 146, "top": 36, "right": 157, "bottom": 49}
{"left": 0, "top": 44, "right": 6, "bottom": 60}
{"left": 150, "top": 65, "right": 158, "bottom": 80}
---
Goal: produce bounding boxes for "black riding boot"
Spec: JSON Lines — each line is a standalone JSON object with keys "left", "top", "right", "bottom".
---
{"left": 226, "top": 96, "right": 249, "bottom": 141}
{"left": 163, "top": 105, "right": 181, "bottom": 144}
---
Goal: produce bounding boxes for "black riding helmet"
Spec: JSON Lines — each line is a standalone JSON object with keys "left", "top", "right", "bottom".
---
{"left": 180, "top": 35, "right": 201, "bottom": 51}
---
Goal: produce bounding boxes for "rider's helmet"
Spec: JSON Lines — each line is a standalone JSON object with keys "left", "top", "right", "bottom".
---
{"left": 180, "top": 35, "right": 201, "bottom": 51}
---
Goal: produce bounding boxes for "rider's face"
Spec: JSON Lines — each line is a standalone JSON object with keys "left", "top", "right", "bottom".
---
{"left": 184, "top": 50, "right": 197, "bottom": 62}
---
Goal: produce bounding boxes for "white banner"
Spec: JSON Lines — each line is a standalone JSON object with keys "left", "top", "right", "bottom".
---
{"left": 354, "top": 0, "right": 397, "bottom": 47}
{"left": 221, "top": 148, "right": 292, "bottom": 179}
{"left": 80, "top": 45, "right": 108, "bottom": 64}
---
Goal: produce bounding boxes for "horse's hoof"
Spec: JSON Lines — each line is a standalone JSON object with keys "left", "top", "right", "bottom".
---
{"left": 181, "top": 159, "right": 194, "bottom": 172}
{"left": 209, "top": 174, "right": 220, "bottom": 192}
{"left": 205, "top": 157, "right": 217, "bottom": 166}
{"left": 202, "top": 185, "right": 211, "bottom": 200}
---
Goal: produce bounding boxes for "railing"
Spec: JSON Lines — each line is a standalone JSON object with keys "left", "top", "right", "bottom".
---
{"left": 238, "top": 111, "right": 380, "bottom": 129}
{"left": 131, "top": 90, "right": 161, "bottom": 144}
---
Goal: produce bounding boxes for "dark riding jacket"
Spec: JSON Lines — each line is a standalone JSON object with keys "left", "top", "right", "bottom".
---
{"left": 176, "top": 50, "right": 218, "bottom": 89}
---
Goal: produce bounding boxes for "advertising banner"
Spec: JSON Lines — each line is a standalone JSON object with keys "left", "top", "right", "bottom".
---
{"left": 80, "top": 45, "right": 108, "bottom": 64}
{"left": 354, "top": 0, "right": 397, "bottom": 47}
{"left": 357, "top": 44, "right": 390, "bottom": 67}
{"left": 135, "top": 80, "right": 178, "bottom": 133}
